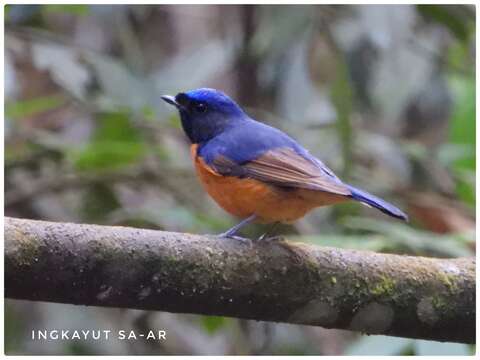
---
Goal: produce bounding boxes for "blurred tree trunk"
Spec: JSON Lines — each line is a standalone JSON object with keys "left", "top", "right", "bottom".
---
{"left": 235, "top": 5, "right": 260, "bottom": 107}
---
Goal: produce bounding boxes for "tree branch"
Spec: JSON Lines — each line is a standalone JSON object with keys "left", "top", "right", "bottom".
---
{"left": 5, "top": 217, "right": 475, "bottom": 344}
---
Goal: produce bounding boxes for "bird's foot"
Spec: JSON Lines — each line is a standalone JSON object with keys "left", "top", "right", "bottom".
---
{"left": 216, "top": 232, "right": 252, "bottom": 244}
{"left": 255, "top": 234, "right": 285, "bottom": 243}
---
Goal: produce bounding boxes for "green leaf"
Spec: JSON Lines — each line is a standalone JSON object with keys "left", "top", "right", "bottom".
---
{"left": 42, "top": 5, "right": 89, "bottom": 16}
{"left": 331, "top": 52, "right": 353, "bottom": 178}
{"left": 73, "top": 141, "right": 145, "bottom": 171}
{"left": 141, "top": 105, "right": 157, "bottom": 122}
{"left": 93, "top": 112, "right": 141, "bottom": 142}
{"left": 72, "top": 112, "right": 146, "bottom": 171}
{"left": 448, "top": 38, "right": 473, "bottom": 72}
{"left": 5, "top": 95, "right": 66, "bottom": 120}
{"left": 447, "top": 75, "right": 475, "bottom": 206}
{"left": 417, "top": 5, "right": 473, "bottom": 42}
{"left": 201, "top": 316, "right": 227, "bottom": 335}
{"left": 448, "top": 76, "right": 475, "bottom": 170}
{"left": 453, "top": 169, "right": 475, "bottom": 207}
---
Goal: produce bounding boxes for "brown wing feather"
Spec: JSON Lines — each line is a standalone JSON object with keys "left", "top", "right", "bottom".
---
{"left": 212, "top": 147, "right": 351, "bottom": 196}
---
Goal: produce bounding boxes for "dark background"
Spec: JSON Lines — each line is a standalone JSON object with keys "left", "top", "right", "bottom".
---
{"left": 4, "top": 4, "right": 475, "bottom": 355}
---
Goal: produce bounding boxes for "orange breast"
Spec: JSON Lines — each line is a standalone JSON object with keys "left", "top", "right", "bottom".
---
{"left": 191, "top": 144, "right": 347, "bottom": 223}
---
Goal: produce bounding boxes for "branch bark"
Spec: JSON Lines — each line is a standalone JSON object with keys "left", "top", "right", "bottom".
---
{"left": 5, "top": 217, "right": 475, "bottom": 344}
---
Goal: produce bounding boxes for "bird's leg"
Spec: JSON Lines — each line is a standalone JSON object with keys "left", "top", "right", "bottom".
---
{"left": 257, "top": 222, "right": 283, "bottom": 242}
{"left": 217, "top": 214, "right": 257, "bottom": 241}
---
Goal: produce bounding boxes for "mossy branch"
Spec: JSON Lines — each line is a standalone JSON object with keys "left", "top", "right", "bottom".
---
{"left": 5, "top": 217, "right": 475, "bottom": 344}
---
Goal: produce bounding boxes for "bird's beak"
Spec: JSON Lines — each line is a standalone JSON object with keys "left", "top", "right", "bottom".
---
{"left": 161, "top": 95, "right": 179, "bottom": 108}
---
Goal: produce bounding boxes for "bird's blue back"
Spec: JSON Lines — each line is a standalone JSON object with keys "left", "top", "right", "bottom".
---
{"left": 198, "top": 117, "right": 342, "bottom": 182}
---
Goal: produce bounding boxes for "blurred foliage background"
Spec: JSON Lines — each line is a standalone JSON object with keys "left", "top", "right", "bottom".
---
{"left": 4, "top": 4, "right": 475, "bottom": 355}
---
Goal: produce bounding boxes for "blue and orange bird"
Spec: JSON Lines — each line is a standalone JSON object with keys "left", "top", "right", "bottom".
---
{"left": 162, "top": 88, "right": 407, "bottom": 240}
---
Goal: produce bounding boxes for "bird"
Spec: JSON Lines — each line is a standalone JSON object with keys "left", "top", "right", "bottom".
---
{"left": 161, "top": 88, "right": 407, "bottom": 240}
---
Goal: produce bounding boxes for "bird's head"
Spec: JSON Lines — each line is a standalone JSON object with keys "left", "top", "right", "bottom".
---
{"left": 161, "top": 88, "right": 246, "bottom": 144}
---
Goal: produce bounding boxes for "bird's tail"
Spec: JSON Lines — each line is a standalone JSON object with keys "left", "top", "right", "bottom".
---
{"left": 347, "top": 185, "right": 408, "bottom": 221}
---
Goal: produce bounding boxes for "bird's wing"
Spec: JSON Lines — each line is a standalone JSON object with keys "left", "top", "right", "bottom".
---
{"left": 211, "top": 147, "right": 351, "bottom": 196}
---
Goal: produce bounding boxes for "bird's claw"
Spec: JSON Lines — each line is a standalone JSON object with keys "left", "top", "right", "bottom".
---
{"left": 255, "top": 234, "right": 284, "bottom": 243}
{"left": 216, "top": 233, "right": 252, "bottom": 244}
{"left": 216, "top": 231, "right": 284, "bottom": 245}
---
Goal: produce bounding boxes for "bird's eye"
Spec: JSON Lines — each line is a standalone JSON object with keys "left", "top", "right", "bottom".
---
{"left": 195, "top": 103, "right": 207, "bottom": 113}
